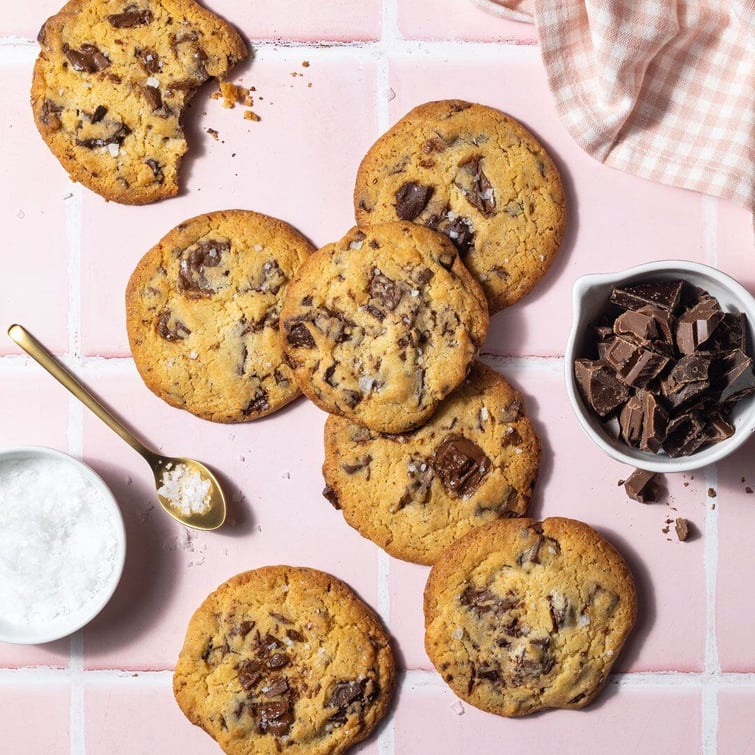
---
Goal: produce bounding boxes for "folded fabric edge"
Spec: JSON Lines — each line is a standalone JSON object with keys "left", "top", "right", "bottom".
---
{"left": 471, "top": 0, "right": 535, "bottom": 23}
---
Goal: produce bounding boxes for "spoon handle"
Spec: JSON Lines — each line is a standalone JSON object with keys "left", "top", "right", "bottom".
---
{"left": 7, "top": 324, "right": 156, "bottom": 462}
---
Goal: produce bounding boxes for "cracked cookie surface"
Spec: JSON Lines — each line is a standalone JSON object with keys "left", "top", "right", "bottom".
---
{"left": 322, "top": 362, "right": 541, "bottom": 565}
{"left": 32, "top": 0, "right": 247, "bottom": 204}
{"left": 173, "top": 566, "right": 395, "bottom": 755}
{"left": 126, "top": 209, "right": 314, "bottom": 422}
{"left": 280, "top": 222, "right": 489, "bottom": 434}
{"left": 424, "top": 517, "right": 637, "bottom": 716}
{"left": 354, "top": 100, "right": 566, "bottom": 313}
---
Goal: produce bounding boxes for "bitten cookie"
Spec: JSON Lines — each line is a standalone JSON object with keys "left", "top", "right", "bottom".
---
{"left": 354, "top": 100, "right": 566, "bottom": 313}
{"left": 173, "top": 566, "right": 396, "bottom": 755}
{"left": 424, "top": 517, "right": 637, "bottom": 716}
{"left": 126, "top": 209, "right": 314, "bottom": 422}
{"left": 280, "top": 222, "right": 489, "bottom": 433}
{"left": 322, "top": 362, "right": 541, "bottom": 565}
{"left": 32, "top": 0, "right": 247, "bottom": 204}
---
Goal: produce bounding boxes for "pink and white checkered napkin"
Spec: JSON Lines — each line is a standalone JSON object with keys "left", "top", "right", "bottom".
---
{"left": 478, "top": 0, "right": 754, "bottom": 211}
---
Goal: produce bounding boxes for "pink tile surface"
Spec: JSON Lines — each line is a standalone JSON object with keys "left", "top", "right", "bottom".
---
{"left": 718, "top": 688, "right": 755, "bottom": 755}
{"left": 2, "top": 0, "right": 755, "bottom": 751}
{"left": 716, "top": 444, "right": 755, "bottom": 672}
{"left": 0, "top": 54, "right": 72, "bottom": 354}
{"left": 393, "top": 681, "right": 702, "bottom": 754}
{"left": 397, "top": 0, "right": 537, "bottom": 42}
{"left": 0, "top": 684, "right": 70, "bottom": 751}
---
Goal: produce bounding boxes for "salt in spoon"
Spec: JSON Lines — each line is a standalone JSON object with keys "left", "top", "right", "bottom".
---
{"left": 8, "top": 324, "right": 226, "bottom": 531}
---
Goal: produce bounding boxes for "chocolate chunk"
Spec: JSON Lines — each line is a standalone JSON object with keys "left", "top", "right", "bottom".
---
{"left": 675, "top": 517, "right": 689, "bottom": 541}
{"left": 442, "top": 214, "right": 475, "bottom": 255}
{"left": 257, "top": 699, "right": 293, "bottom": 736}
{"left": 395, "top": 182, "right": 433, "bottom": 220}
{"left": 548, "top": 592, "right": 569, "bottom": 630}
{"left": 663, "top": 414, "right": 706, "bottom": 457}
{"left": 75, "top": 122, "right": 131, "bottom": 149}
{"left": 39, "top": 99, "right": 62, "bottom": 130}
{"left": 243, "top": 389, "right": 269, "bottom": 416}
{"left": 145, "top": 158, "right": 164, "bottom": 183}
{"left": 620, "top": 348, "right": 670, "bottom": 389}
{"left": 322, "top": 485, "right": 340, "bottom": 509}
{"left": 619, "top": 393, "right": 643, "bottom": 447}
{"left": 237, "top": 660, "right": 263, "bottom": 690}
{"left": 705, "top": 312, "right": 746, "bottom": 352}
{"left": 623, "top": 468, "right": 658, "bottom": 502}
{"left": 676, "top": 296, "right": 724, "bottom": 354}
{"left": 325, "top": 679, "right": 377, "bottom": 725}
{"left": 431, "top": 435, "right": 491, "bottom": 498}
{"left": 265, "top": 652, "right": 290, "bottom": 670}
{"left": 143, "top": 84, "right": 162, "bottom": 111}
{"left": 639, "top": 390, "right": 668, "bottom": 453}
{"left": 454, "top": 155, "right": 496, "bottom": 216}
{"left": 177, "top": 239, "right": 229, "bottom": 296}
{"left": 610, "top": 280, "right": 684, "bottom": 312}
{"left": 459, "top": 586, "right": 519, "bottom": 616}
{"left": 341, "top": 455, "right": 372, "bottom": 474}
{"left": 614, "top": 309, "right": 659, "bottom": 344}
{"left": 717, "top": 349, "right": 755, "bottom": 402}
{"left": 63, "top": 43, "right": 110, "bottom": 73}
{"left": 91, "top": 105, "right": 108, "bottom": 123}
{"left": 285, "top": 321, "right": 315, "bottom": 349}
{"left": 156, "top": 309, "right": 190, "bottom": 341}
{"left": 369, "top": 269, "right": 404, "bottom": 311}
{"left": 107, "top": 8, "right": 153, "bottom": 27}
{"left": 137, "top": 48, "right": 161, "bottom": 74}
{"left": 264, "top": 677, "right": 289, "bottom": 697}
{"left": 574, "top": 359, "right": 630, "bottom": 417}
{"left": 603, "top": 336, "right": 640, "bottom": 374}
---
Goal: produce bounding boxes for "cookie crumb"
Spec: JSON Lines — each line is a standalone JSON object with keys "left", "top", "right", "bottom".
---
{"left": 746, "top": 487, "right": 754, "bottom": 494}
{"left": 207, "top": 128, "right": 219, "bottom": 141}
{"left": 675, "top": 517, "right": 689, "bottom": 541}
{"left": 302, "top": 60, "right": 310, "bottom": 68}
{"left": 707, "top": 487, "right": 716, "bottom": 498}
{"left": 244, "top": 110, "right": 261, "bottom": 122}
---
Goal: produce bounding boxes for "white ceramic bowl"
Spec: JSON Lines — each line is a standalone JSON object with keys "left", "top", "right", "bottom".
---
{"left": 0, "top": 447, "right": 126, "bottom": 644}
{"left": 565, "top": 260, "right": 755, "bottom": 473}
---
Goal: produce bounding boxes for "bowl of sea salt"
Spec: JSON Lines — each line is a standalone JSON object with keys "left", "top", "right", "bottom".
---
{"left": 0, "top": 447, "right": 126, "bottom": 644}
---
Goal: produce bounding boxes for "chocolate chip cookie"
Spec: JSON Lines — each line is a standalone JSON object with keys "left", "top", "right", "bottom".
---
{"left": 424, "top": 517, "right": 637, "bottom": 716}
{"left": 32, "top": 0, "right": 247, "bottom": 204}
{"left": 126, "top": 209, "right": 314, "bottom": 422}
{"left": 280, "top": 222, "right": 489, "bottom": 433}
{"left": 173, "top": 566, "right": 396, "bottom": 755}
{"left": 354, "top": 100, "right": 566, "bottom": 313}
{"left": 322, "top": 362, "right": 540, "bottom": 564}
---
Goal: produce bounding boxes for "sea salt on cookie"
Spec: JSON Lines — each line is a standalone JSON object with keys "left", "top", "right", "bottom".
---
{"left": 424, "top": 517, "right": 637, "bottom": 716}
{"left": 322, "top": 362, "right": 541, "bottom": 564}
{"left": 173, "top": 566, "right": 395, "bottom": 755}
{"left": 354, "top": 100, "right": 566, "bottom": 313}
{"left": 126, "top": 209, "right": 314, "bottom": 422}
{"left": 32, "top": 0, "right": 247, "bottom": 204}
{"left": 280, "top": 222, "right": 489, "bottom": 434}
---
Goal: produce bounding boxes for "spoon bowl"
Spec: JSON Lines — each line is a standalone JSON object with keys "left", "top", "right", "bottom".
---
{"left": 7, "top": 324, "right": 227, "bottom": 530}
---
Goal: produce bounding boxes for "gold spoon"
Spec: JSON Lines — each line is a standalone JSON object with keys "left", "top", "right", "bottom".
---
{"left": 8, "top": 324, "right": 226, "bottom": 531}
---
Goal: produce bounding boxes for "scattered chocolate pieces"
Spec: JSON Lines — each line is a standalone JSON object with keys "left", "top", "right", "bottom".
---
{"left": 674, "top": 517, "right": 689, "bottom": 542}
{"left": 576, "top": 279, "right": 755, "bottom": 458}
{"left": 623, "top": 468, "right": 659, "bottom": 503}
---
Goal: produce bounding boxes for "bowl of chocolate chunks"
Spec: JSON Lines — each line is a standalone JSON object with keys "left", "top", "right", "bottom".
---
{"left": 565, "top": 260, "right": 755, "bottom": 472}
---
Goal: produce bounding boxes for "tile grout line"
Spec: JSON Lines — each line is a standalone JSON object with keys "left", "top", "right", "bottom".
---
{"left": 376, "top": 5, "right": 396, "bottom": 755}
{"left": 65, "top": 170, "right": 85, "bottom": 755}
{"left": 700, "top": 193, "right": 719, "bottom": 755}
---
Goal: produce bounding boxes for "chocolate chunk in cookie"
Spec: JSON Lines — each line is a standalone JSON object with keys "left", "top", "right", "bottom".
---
{"left": 32, "top": 0, "right": 247, "bottom": 204}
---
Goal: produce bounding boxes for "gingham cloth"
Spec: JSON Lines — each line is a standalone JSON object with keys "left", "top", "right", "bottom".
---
{"left": 478, "top": 0, "right": 755, "bottom": 211}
